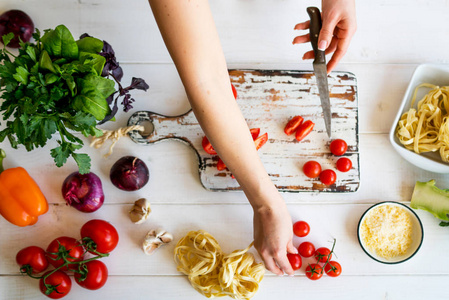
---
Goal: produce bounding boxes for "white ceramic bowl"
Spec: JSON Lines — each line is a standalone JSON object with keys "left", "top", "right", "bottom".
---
{"left": 357, "top": 201, "right": 423, "bottom": 264}
{"left": 389, "top": 64, "right": 449, "bottom": 173}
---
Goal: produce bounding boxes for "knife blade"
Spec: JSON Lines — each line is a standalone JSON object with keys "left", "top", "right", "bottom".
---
{"left": 307, "top": 6, "right": 332, "bottom": 138}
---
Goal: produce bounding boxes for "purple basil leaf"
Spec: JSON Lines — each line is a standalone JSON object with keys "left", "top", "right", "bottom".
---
{"left": 112, "top": 66, "right": 123, "bottom": 82}
{"left": 121, "top": 93, "right": 134, "bottom": 112}
{"left": 106, "top": 93, "right": 115, "bottom": 105}
{"left": 101, "top": 40, "right": 115, "bottom": 56}
{"left": 80, "top": 33, "right": 91, "bottom": 39}
{"left": 128, "top": 77, "right": 149, "bottom": 91}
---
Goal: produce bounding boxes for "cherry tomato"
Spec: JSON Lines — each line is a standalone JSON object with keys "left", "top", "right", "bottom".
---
{"left": 324, "top": 261, "right": 342, "bottom": 277}
{"left": 330, "top": 139, "right": 348, "bottom": 156}
{"left": 202, "top": 136, "right": 217, "bottom": 155}
{"left": 39, "top": 270, "right": 72, "bottom": 299}
{"left": 336, "top": 157, "right": 352, "bottom": 172}
{"left": 305, "top": 263, "right": 323, "bottom": 280}
{"left": 250, "top": 128, "right": 260, "bottom": 140}
{"left": 287, "top": 253, "right": 302, "bottom": 271}
{"left": 295, "top": 120, "right": 314, "bottom": 142}
{"left": 231, "top": 83, "right": 237, "bottom": 99}
{"left": 303, "top": 161, "right": 322, "bottom": 178}
{"left": 298, "top": 242, "right": 315, "bottom": 258}
{"left": 46, "top": 237, "right": 84, "bottom": 271}
{"left": 216, "top": 158, "right": 226, "bottom": 171}
{"left": 284, "top": 115, "right": 304, "bottom": 136}
{"left": 80, "top": 219, "right": 119, "bottom": 254}
{"left": 254, "top": 132, "right": 268, "bottom": 150}
{"left": 314, "top": 247, "right": 332, "bottom": 263}
{"left": 16, "top": 246, "right": 49, "bottom": 274}
{"left": 320, "top": 169, "right": 337, "bottom": 185}
{"left": 292, "top": 221, "right": 310, "bottom": 237}
{"left": 74, "top": 260, "right": 108, "bottom": 290}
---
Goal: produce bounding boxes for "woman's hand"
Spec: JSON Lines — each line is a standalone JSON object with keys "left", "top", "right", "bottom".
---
{"left": 253, "top": 198, "right": 297, "bottom": 276}
{"left": 293, "top": 0, "right": 357, "bottom": 73}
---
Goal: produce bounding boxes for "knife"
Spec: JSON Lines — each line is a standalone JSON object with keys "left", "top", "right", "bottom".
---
{"left": 307, "top": 6, "right": 332, "bottom": 138}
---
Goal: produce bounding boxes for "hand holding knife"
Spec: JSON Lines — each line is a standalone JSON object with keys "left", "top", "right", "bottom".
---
{"left": 307, "top": 7, "right": 332, "bottom": 138}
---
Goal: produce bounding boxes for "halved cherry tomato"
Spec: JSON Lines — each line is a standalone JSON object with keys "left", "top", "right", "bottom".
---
{"left": 202, "top": 136, "right": 217, "bottom": 155}
{"left": 320, "top": 169, "right": 337, "bottom": 185}
{"left": 250, "top": 128, "right": 260, "bottom": 140}
{"left": 298, "top": 241, "right": 315, "bottom": 258}
{"left": 330, "top": 139, "right": 348, "bottom": 156}
{"left": 336, "top": 157, "right": 352, "bottom": 172}
{"left": 324, "top": 261, "right": 342, "bottom": 277}
{"left": 303, "top": 161, "right": 322, "bottom": 178}
{"left": 314, "top": 247, "right": 332, "bottom": 263}
{"left": 231, "top": 83, "right": 237, "bottom": 99}
{"left": 80, "top": 219, "right": 119, "bottom": 254}
{"left": 287, "top": 253, "right": 302, "bottom": 271}
{"left": 46, "top": 237, "right": 84, "bottom": 271}
{"left": 295, "top": 120, "right": 314, "bottom": 142}
{"left": 254, "top": 132, "right": 268, "bottom": 150}
{"left": 16, "top": 246, "right": 49, "bottom": 274}
{"left": 39, "top": 270, "right": 72, "bottom": 299}
{"left": 293, "top": 221, "right": 310, "bottom": 237}
{"left": 217, "top": 158, "right": 226, "bottom": 171}
{"left": 74, "top": 260, "right": 108, "bottom": 290}
{"left": 305, "top": 263, "right": 323, "bottom": 280}
{"left": 284, "top": 115, "right": 304, "bottom": 136}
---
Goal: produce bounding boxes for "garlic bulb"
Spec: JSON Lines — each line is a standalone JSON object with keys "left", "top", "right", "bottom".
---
{"left": 142, "top": 229, "right": 173, "bottom": 255}
{"left": 129, "top": 198, "right": 151, "bottom": 224}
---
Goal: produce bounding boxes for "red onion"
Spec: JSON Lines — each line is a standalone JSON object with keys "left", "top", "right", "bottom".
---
{"left": 110, "top": 156, "right": 149, "bottom": 191}
{"left": 0, "top": 10, "right": 34, "bottom": 48}
{"left": 62, "top": 172, "right": 104, "bottom": 212}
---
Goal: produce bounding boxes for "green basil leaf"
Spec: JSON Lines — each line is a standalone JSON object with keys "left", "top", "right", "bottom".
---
{"left": 76, "top": 37, "right": 103, "bottom": 54}
{"left": 45, "top": 73, "right": 59, "bottom": 85}
{"left": 79, "top": 52, "right": 106, "bottom": 76}
{"left": 41, "top": 25, "right": 79, "bottom": 59}
{"left": 39, "top": 50, "right": 57, "bottom": 73}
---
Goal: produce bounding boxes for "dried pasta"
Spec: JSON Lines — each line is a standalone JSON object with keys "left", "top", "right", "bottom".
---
{"left": 396, "top": 83, "right": 449, "bottom": 162}
{"left": 174, "top": 230, "right": 264, "bottom": 300}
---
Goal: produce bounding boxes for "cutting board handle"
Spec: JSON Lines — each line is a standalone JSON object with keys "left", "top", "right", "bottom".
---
{"left": 127, "top": 110, "right": 198, "bottom": 146}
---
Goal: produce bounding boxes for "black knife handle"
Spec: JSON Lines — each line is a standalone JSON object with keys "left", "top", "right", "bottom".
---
{"left": 307, "top": 7, "right": 326, "bottom": 64}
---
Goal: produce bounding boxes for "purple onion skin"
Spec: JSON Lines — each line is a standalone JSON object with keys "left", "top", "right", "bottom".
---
{"left": 62, "top": 172, "right": 105, "bottom": 213}
{"left": 110, "top": 156, "right": 149, "bottom": 191}
{"left": 0, "top": 10, "right": 34, "bottom": 48}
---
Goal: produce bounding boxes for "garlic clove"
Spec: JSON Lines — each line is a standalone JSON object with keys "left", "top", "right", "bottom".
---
{"left": 142, "top": 228, "right": 173, "bottom": 255}
{"left": 129, "top": 198, "right": 151, "bottom": 224}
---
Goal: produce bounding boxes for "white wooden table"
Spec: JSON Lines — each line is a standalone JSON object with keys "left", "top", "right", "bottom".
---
{"left": 1, "top": 1, "right": 449, "bottom": 299}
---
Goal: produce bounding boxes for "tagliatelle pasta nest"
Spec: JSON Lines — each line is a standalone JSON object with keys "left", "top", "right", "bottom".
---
{"left": 396, "top": 83, "right": 449, "bottom": 162}
{"left": 174, "top": 230, "right": 265, "bottom": 300}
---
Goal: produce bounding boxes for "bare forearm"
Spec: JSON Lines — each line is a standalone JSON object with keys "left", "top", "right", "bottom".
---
{"left": 148, "top": 0, "right": 282, "bottom": 208}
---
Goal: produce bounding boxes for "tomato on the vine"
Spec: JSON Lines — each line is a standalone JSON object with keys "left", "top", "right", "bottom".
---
{"left": 320, "top": 169, "right": 337, "bottom": 185}
{"left": 324, "top": 261, "right": 342, "bottom": 277}
{"left": 287, "top": 253, "right": 302, "bottom": 271}
{"left": 330, "top": 139, "right": 348, "bottom": 156}
{"left": 303, "top": 161, "right": 321, "bottom": 178}
{"left": 298, "top": 242, "right": 315, "bottom": 258}
{"left": 336, "top": 157, "right": 352, "bottom": 172}
{"left": 16, "top": 246, "right": 49, "bottom": 274}
{"left": 46, "top": 237, "right": 84, "bottom": 270}
{"left": 39, "top": 270, "right": 72, "bottom": 299}
{"left": 80, "top": 219, "right": 119, "bottom": 254}
{"left": 74, "top": 260, "right": 108, "bottom": 290}
{"left": 292, "top": 221, "right": 310, "bottom": 237}
{"left": 314, "top": 247, "right": 332, "bottom": 263}
{"left": 305, "top": 264, "right": 323, "bottom": 280}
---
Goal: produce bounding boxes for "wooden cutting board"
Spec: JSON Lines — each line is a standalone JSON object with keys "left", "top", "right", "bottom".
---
{"left": 128, "top": 69, "right": 359, "bottom": 192}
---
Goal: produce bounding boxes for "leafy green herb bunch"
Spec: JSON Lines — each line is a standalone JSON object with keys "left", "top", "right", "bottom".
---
{"left": 0, "top": 25, "right": 148, "bottom": 173}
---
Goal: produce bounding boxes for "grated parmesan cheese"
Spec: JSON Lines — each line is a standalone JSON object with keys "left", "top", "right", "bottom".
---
{"left": 361, "top": 204, "right": 413, "bottom": 259}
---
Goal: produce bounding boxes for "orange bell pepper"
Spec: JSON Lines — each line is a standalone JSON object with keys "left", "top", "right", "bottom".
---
{"left": 0, "top": 149, "right": 48, "bottom": 226}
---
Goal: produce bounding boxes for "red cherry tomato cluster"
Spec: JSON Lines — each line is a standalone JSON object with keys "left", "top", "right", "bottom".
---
{"left": 289, "top": 220, "right": 342, "bottom": 280}
{"left": 284, "top": 115, "right": 315, "bottom": 142}
{"left": 15, "top": 219, "right": 118, "bottom": 299}
{"left": 302, "top": 139, "right": 353, "bottom": 185}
